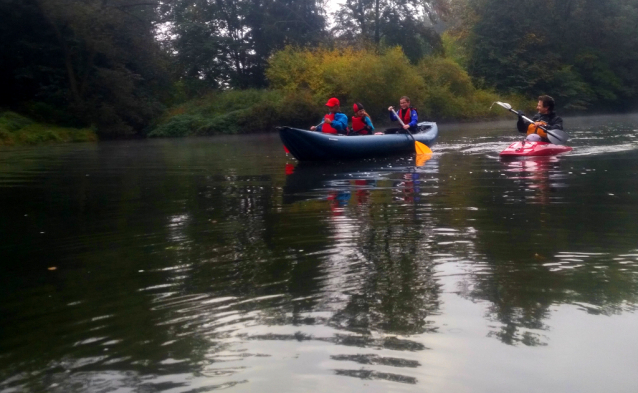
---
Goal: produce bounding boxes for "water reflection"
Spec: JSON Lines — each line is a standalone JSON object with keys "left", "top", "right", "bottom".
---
{"left": 1, "top": 128, "right": 638, "bottom": 392}
{"left": 500, "top": 156, "right": 568, "bottom": 205}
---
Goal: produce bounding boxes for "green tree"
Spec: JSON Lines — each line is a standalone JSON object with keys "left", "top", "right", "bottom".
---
{"left": 332, "top": 0, "right": 448, "bottom": 62}
{"left": 0, "top": 0, "right": 171, "bottom": 136}
{"left": 164, "top": 0, "right": 326, "bottom": 90}
{"left": 461, "top": 0, "right": 638, "bottom": 111}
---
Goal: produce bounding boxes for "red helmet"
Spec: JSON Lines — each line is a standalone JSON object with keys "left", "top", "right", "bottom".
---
{"left": 325, "top": 97, "right": 340, "bottom": 107}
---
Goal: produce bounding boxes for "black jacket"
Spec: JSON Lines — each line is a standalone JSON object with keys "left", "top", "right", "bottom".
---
{"left": 517, "top": 112, "right": 563, "bottom": 133}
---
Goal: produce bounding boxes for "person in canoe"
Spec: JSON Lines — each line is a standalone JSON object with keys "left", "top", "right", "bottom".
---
{"left": 387, "top": 96, "right": 418, "bottom": 134}
{"left": 350, "top": 102, "right": 375, "bottom": 135}
{"left": 310, "top": 97, "right": 348, "bottom": 134}
{"left": 517, "top": 95, "right": 563, "bottom": 142}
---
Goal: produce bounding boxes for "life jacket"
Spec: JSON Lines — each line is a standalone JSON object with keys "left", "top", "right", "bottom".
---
{"left": 351, "top": 116, "right": 369, "bottom": 135}
{"left": 322, "top": 113, "right": 339, "bottom": 134}
{"left": 527, "top": 121, "right": 548, "bottom": 138}
{"left": 398, "top": 107, "right": 416, "bottom": 126}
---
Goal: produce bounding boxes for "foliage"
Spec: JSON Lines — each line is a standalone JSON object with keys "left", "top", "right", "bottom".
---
{"left": 149, "top": 90, "right": 323, "bottom": 137}
{"left": 162, "top": 0, "right": 326, "bottom": 90}
{"left": 0, "top": 0, "right": 171, "bottom": 137}
{"left": 267, "top": 46, "right": 425, "bottom": 117}
{"left": 4, "top": 0, "right": 638, "bottom": 142}
{"left": 266, "top": 45, "right": 529, "bottom": 122}
{"left": 332, "top": 0, "right": 448, "bottom": 62}
{"left": 441, "top": 31, "right": 469, "bottom": 69}
{"left": 454, "top": 0, "right": 638, "bottom": 111}
{"left": 0, "top": 111, "right": 96, "bottom": 145}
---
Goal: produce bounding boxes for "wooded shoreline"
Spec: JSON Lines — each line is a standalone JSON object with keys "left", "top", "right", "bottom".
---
{"left": 2, "top": 0, "right": 637, "bottom": 145}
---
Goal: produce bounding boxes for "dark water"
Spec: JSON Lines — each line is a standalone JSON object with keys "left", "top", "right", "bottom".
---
{"left": 1, "top": 115, "right": 638, "bottom": 393}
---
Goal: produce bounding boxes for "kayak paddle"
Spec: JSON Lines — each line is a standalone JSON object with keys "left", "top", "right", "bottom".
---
{"left": 491, "top": 101, "right": 569, "bottom": 145}
{"left": 391, "top": 108, "right": 432, "bottom": 155}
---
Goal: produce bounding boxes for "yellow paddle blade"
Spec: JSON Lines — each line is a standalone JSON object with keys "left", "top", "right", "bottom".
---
{"left": 415, "top": 153, "right": 432, "bottom": 167}
{"left": 415, "top": 141, "right": 432, "bottom": 155}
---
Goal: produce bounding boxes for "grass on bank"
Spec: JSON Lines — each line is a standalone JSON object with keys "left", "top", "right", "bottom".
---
{"left": 150, "top": 46, "right": 534, "bottom": 137}
{"left": 148, "top": 89, "right": 325, "bottom": 137}
{"left": 0, "top": 111, "right": 97, "bottom": 146}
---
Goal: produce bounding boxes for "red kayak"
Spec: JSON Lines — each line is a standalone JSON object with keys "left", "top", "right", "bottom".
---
{"left": 499, "top": 141, "right": 573, "bottom": 157}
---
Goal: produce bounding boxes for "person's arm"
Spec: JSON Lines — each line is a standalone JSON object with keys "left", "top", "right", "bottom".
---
{"left": 517, "top": 112, "right": 538, "bottom": 133}
{"left": 389, "top": 111, "right": 398, "bottom": 121}
{"left": 311, "top": 115, "right": 326, "bottom": 131}
{"left": 364, "top": 117, "right": 374, "bottom": 131}
{"left": 331, "top": 113, "right": 348, "bottom": 132}
{"left": 409, "top": 109, "right": 418, "bottom": 128}
{"left": 517, "top": 115, "right": 527, "bottom": 133}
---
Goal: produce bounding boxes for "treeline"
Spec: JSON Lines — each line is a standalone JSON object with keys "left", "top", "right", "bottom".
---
{"left": 150, "top": 47, "right": 527, "bottom": 138}
{"left": 450, "top": 0, "right": 638, "bottom": 111}
{"left": 1, "top": 0, "right": 637, "bottom": 141}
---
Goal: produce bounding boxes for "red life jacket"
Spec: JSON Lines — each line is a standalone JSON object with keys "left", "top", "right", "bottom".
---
{"left": 351, "top": 116, "right": 369, "bottom": 135}
{"left": 322, "top": 113, "right": 339, "bottom": 134}
{"left": 398, "top": 107, "right": 416, "bottom": 126}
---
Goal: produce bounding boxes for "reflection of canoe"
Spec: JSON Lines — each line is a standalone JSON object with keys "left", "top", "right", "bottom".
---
{"left": 499, "top": 141, "right": 573, "bottom": 157}
{"left": 280, "top": 122, "right": 438, "bottom": 161}
{"left": 283, "top": 161, "right": 379, "bottom": 204}
{"left": 282, "top": 158, "right": 439, "bottom": 204}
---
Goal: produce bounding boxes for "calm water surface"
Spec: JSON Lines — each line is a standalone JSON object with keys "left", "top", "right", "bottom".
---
{"left": 1, "top": 115, "right": 638, "bottom": 392}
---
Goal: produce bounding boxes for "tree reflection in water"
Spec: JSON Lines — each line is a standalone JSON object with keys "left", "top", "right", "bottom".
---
{"left": 3, "top": 139, "right": 638, "bottom": 391}
{"left": 279, "top": 159, "right": 442, "bottom": 383}
{"left": 446, "top": 153, "right": 638, "bottom": 347}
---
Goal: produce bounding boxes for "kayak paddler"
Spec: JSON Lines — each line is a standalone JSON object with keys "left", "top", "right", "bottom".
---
{"left": 387, "top": 96, "right": 418, "bottom": 134}
{"left": 517, "top": 95, "right": 563, "bottom": 142}
{"left": 311, "top": 97, "right": 348, "bottom": 135}
{"left": 351, "top": 102, "right": 375, "bottom": 135}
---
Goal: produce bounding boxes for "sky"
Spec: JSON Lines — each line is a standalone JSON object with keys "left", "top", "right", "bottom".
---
{"left": 324, "top": 0, "right": 345, "bottom": 27}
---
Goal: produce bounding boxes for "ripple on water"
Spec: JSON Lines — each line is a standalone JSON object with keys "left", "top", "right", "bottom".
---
{"left": 2, "top": 129, "right": 638, "bottom": 392}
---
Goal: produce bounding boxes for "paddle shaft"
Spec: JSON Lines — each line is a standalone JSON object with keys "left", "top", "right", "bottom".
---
{"left": 391, "top": 109, "right": 417, "bottom": 142}
{"left": 506, "top": 107, "right": 563, "bottom": 140}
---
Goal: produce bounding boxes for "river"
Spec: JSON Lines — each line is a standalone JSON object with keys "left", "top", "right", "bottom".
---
{"left": 1, "top": 114, "right": 638, "bottom": 392}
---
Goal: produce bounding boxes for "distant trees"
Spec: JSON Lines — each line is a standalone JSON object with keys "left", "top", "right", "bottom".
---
{"left": 163, "top": 0, "right": 326, "bottom": 91}
{"left": 0, "top": 0, "right": 171, "bottom": 137}
{"left": 332, "top": 0, "right": 449, "bottom": 62}
{"left": 2, "top": 0, "right": 638, "bottom": 138}
{"left": 454, "top": 0, "right": 638, "bottom": 110}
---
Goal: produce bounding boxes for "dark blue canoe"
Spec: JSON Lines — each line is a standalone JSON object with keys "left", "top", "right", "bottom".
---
{"left": 279, "top": 122, "right": 438, "bottom": 161}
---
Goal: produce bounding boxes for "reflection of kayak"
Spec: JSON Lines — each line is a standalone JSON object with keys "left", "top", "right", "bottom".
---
{"left": 280, "top": 122, "right": 438, "bottom": 161}
{"left": 283, "top": 161, "right": 377, "bottom": 204}
{"left": 499, "top": 141, "right": 573, "bottom": 157}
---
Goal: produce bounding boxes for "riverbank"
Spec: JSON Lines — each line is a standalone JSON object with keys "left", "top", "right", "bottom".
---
{"left": 148, "top": 90, "right": 534, "bottom": 138}
{"left": 149, "top": 48, "right": 535, "bottom": 138}
{"left": 0, "top": 111, "right": 97, "bottom": 146}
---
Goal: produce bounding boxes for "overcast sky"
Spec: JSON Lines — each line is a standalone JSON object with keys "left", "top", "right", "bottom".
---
{"left": 324, "top": 0, "right": 345, "bottom": 27}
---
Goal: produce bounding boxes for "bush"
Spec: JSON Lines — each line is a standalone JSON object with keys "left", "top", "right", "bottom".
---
{"left": 267, "top": 46, "right": 425, "bottom": 119}
{"left": 151, "top": 46, "right": 535, "bottom": 138}
{"left": 0, "top": 111, "right": 34, "bottom": 132}
{"left": 266, "top": 45, "right": 530, "bottom": 122}
{"left": 0, "top": 111, "right": 96, "bottom": 145}
{"left": 150, "top": 89, "right": 325, "bottom": 137}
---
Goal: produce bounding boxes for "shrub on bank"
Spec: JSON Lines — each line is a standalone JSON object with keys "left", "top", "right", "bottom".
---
{"left": 150, "top": 46, "right": 534, "bottom": 137}
{"left": 0, "top": 111, "right": 96, "bottom": 146}
{"left": 267, "top": 45, "right": 534, "bottom": 122}
{"left": 149, "top": 89, "right": 324, "bottom": 137}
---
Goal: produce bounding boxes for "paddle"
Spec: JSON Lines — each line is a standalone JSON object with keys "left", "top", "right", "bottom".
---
{"left": 311, "top": 120, "right": 324, "bottom": 132}
{"left": 491, "top": 101, "right": 569, "bottom": 145}
{"left": 391, "top": 108, "right": 432, "bottom": 155}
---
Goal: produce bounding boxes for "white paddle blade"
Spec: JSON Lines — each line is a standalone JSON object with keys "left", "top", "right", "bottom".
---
{"left": 496, "top": 102, "right": 512, "bottom": 110}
